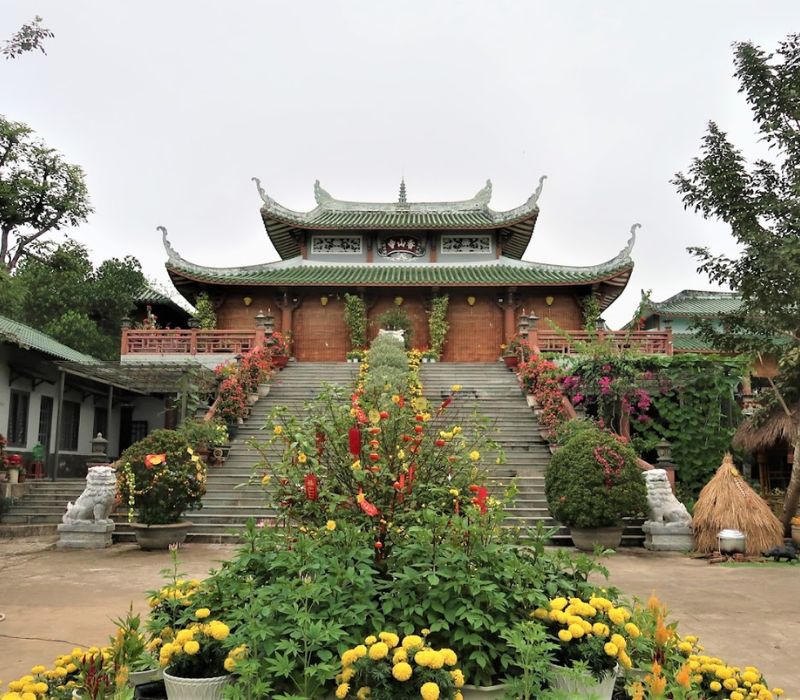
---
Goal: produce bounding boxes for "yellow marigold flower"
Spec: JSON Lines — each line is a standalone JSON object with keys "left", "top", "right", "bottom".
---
{"left": 450, "top": 669, "right": 465, "bottom": 688}
{"left": 568, "top": 623, "right": 585, "bottom": 639}
{"left": 356, "top": 688, "right": 371, "bottom": 700}
{"left": 420, "top": 682, "right": 440, "bottom": 700}
{"left": 468, "top": 450, "right": 480, "bottom": 461}
{"left": 618, "top": 651, "right": 632, "bottom": 669}
{"left": 549, "top": 597, "right": 568, "bottom": 611}
{"left": 610, "top": 633, "right": 626, "bottom": 651}
{"left": 195, "top": 608, "right": 211, "bottom": 619}
{"left": 326, "top": 520, "right": 337, "bottom": 531}
{"left": 451, "top": 384, "right": 461, "bottom": 392}
{"left": 402, "top": 635, "right": 423, "bottom": 651}
{"left": 273, "top": 425, "right": 283, "bottom": 435}
{"left": 341, "top": 650, "right": 358, "bottom": 667}
{"left": 353, "top": 644, "right": 367, "bottom": 658}
{"left": 368, "top": 642, "right": 389, "bottom": 660}
{"left": 723, "top": 678, "right": 738, "bottom": 691}
{"left": 342, "top": 667, "right": 356, "bottom": 682}
{"left": 624, "top": 623, "right": 640, "bottom": 639}
{"left": 392, "top": 661, "right": 413, "bottom": 681}
{"left": 427, "top": 651, "right": 444, "bottom": 669}
{"left": 335, "top": 683, "right": 349, "bottom": 699}
{"left": 441, "top": 648, "right": 457, "bottom": 666}
{"left": 414, "top": 650, "right": 432, "bottom": 667}
{"left": 297, "top": 452, "right": 307, "bottom": 463}
{"left": 364, "top": 635, "right": 377, "bottom": 645}
{"left": 709, "top": 681, "right": 722, "bottom": 692}
{"left": 34, "top": 683, "right": 48, "bottom": 694}
{"left": 175, "top": 629, "right": 194, "bottom": 645}
{"left": 378, "top": 632, "right": 399, "bottom": 648}
{"left": 261, "top": 474, "right": 271, "bottom": 486}
{"left": 532, "top": 607, "right": 549, "bottom": 620}
{"left": 393, "top": 648, "right": 408, "bottom": 664}
{"left": 30, "top": 666, "right": 45, "bottom": 675}
{"left": 224, "top": 657, "right": 236, "bottom": 672}
{"left": 607, "top": 608, "right": 626, "bottom": 625}
{"left": 592, "top": 622, "right": 610, "bottom": 637}
{"left": 730, "top": 693, "right": 744, "bottom": 700}
{"left": 557, "top": 629, "right": 572, "bottom": 642}
{"left": 208, "top": 621, "right": 230, "bottom": 641}
{"left": 604, "top": 642, "right": 619, "bottom": 657}
{"left": 184, "top": 640, "right": 200, "bottom": 655}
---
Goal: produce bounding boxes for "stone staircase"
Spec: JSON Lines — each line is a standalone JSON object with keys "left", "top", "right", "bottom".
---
{"left": 0, "top": 479, "right": 85, "bottom": 530}
{"left": 420, "top": 362, "right": 643, "bottom": 546}
{"left": 114, "top": 362, "right": 359, "bottom": 544}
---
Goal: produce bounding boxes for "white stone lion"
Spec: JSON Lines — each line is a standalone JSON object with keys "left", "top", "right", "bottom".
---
{"left": 644, "top": 469, "right": 692, "bottom": 527}
{"left": 62, "top": 466, "right": 117, "bottom": 524}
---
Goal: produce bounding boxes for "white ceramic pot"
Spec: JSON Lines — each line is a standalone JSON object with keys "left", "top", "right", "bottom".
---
{"left": 129, "top": 667, "right": 163, "bottom": 686}
{"left": 258, "top": 384, "right": 271, "bottom": 397}
{"left": 461, "top": 684, "right": 508, "bottom": 699}
{"left": 163, "top": 669, "right": 230, "bottom": 700}
{"left": 247, "top": 392, "right": 259, "bottom": 405}
{"left": 717, "top": 528, "right": 746, "bottom": 554}
{"left": 549, "top": 663, "right": 618, "bottom": 699}
{"left": 7, "top": 467, "right": 19, "bottom": 484}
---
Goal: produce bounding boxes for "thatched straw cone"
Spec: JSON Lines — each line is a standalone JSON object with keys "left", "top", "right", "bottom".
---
{"left": 693, "top": 453, "right": 783, "bottom": 555}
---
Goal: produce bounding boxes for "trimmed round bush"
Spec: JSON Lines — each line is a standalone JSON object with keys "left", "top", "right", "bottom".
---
{"left": 545, "top": 425, "right": 647, "bottom": 528}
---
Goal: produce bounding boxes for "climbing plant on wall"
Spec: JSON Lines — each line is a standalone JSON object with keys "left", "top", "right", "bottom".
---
{"left": 428, "top": 294, "right": 450, "bottom": 359}
{"left": 343, "top": 293, "right": 367, "bottom": 350}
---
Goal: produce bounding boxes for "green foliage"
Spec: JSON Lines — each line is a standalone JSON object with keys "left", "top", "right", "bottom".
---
{"left": 0, "top": 239, "right": 144, "bottom": 359}
{"left": 365, "top": 334, "right": 410, "bottom": 397}
{"left": 2, "top": 16, "right": 54, "bottom": 59}
{"left": 178, "top": 418, "right": 229, "bottom": 451}
{"left": 427, "top": 295, "right": 450, "bottom": 359}
{"left": 194, "top": 292, "right": 217, "bottom": 329}
{"left": 200, "top": 521, "right": 384, "bottom": 699}
{"left": 117, "top": 429, "right": 206, "bottom": 525}
{"left": 377, "top": 307, "right": 413, "bottom": 348}
{"left": 500, "top": 622, "right": 562, "bottom": 700}
{"left": 0, "top": 115, "right": 92, "bottom": 271}
{"left": 545, "top": 426, "right": 647, "bottom": 528}
{"left": 344, "top": 293, "right": 368, "bottom": 350}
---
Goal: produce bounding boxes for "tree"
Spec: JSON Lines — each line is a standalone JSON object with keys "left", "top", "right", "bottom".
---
{"left": 673, "top": 34, "right": 800, "bottom": 532}
{"left": 0, "top": 115, "right": 92, "bottom": 271}
{"left": 2, "top": 16, "right": 54, "bottom": 59}
{"left": 1, "top": 239, "right": 145, "bottom": 359}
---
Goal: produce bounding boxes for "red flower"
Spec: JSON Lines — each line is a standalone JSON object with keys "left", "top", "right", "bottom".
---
{"left": 144, "top": 453, "right": 166, "bottom": 469}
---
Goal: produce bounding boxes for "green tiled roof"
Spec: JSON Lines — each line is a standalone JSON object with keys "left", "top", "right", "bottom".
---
{"left": 252, "top": 178, "right": 546, "bottom": 260}
{"left": 671, "top": 333, "right": 716, "bottom": 352}
{"left": 134, "top": 281, "right": 194, "bottom": 314}
{"left": 0, "top": 315, "right": 97, "bottom": 363}
{"left": 645, "top": 290, "right": 742, "bottom": 317}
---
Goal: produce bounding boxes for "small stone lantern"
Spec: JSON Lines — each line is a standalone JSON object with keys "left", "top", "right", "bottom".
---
{"left": 654, "top": 438, "right": 677, "bottom": 493}
{"left": 86, "top": 432, "right": 110, "bottom": 468}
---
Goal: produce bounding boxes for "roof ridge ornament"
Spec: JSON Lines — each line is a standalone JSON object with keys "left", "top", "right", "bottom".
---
{"left": 314, "top": 180, "right": 333, "bottom": 206}
{"left": 623, "top": 223, "right": 640, "bottom": 258}
{"left": 473, "top": 179, "right": 492, "bottom": 207}
{"left": 158, "top": 225, "right": 178, "bottom": 262}
{"left": 532, "top": 175, "right": 547, "bottom": 207}
{"left": 398, "top": 177, "right": 407, "bottom": 204}
{"left": 252, "top": 177, "right": 275, "bottom": 206}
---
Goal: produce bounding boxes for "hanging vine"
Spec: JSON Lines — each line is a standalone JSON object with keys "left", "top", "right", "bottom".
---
{"left": 428, "top": 294, "right": 450, "bottom": 359}
{"left": 343, "top": 293, "right": 367, "bottom": 350}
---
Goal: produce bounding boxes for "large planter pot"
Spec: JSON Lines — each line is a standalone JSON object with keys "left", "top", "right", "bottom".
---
{"left": 163, "top": 668, "right": 229, "bottom": 700}
{"left": 503, "top": 355, "right": 519, "bottom": 370}
{"left": 569, "top": 525, "right": 624, "bottom": 551}
{"left": 130, "top": 521, "right": 193, "bottom": 550}
{"left": 790, "top": 524, "right": 800, "bottom": 548}
{"left": 461, "top": 684, "right": 509, "bottom": 699}
{"left": 258, "top": 384, "right": 271, "bottom": 397}
{"left": 6, "top": 467, "right": 19, "bottom": 484}
{"left": 129, "top": 667, "right": 163, "bottom": 687}
{"left": 272, "top": 355, "right": 289, "bottom": 370}
{"left": 247, "top": 392, "right": 259, "bottom": 405}
{"left": 549, "top": 663, "right": 618, "bottom": 699}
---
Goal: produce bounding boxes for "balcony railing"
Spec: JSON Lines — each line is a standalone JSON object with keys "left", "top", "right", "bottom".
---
{"left": 534, "top": 330, "right": 672, "bottom": 355}
{"left": 121, "top": 329, "right": 260, "bottom": 356}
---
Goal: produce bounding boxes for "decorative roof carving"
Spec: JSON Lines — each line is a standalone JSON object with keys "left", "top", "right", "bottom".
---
{"left": 314, "top": 179, "right": 333, "bottom": 206}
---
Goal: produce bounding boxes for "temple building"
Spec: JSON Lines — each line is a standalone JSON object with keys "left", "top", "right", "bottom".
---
{"left": 146, "top": 178, "right": 651, "bottom": 362}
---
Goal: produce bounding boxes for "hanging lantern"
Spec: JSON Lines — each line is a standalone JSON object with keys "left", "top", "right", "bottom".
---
{"left": 467, "top": 296, "right": 476, "bottom": 306}
{"left": 304, "top": 473, "right": 319, "bottom": 501}
{"left": 348, "top": 427, "right": 361, "bottom": 456}
{"left": 394, "top": 296, "right": 404, "bottom": 306}
{"left": 321, "top": 296, "right": 329, "bottom": 306}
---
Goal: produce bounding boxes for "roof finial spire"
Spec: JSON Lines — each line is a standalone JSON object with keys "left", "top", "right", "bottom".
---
{"left": 398, "top": 177, "right": 407, "bottom": 204}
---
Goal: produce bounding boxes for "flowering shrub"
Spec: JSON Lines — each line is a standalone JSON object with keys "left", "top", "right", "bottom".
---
{"left": 518, "top": 355, "right": 569, "bottom": 430}
{"left": 545, "top": 425, "right": 647, "bottom": 528}
{"left": 178, "top": 418, "right": 228, "bottom": 452}
{"left": 216, "top": 376, "right": 248, "bottom": 424}
{"left": 531, "top": 594, "right": 637, "bottom": 679}
{"left": 238, "top": 346, "right": 273, "bottom": 392}
{"left": 266, "top": 331, "right": 288, "bottom": 356}
{"left": 117, "top": 430, "right": 206, "bottom": 524}
{"left": 334, "top": 631, "right": 464, "bottom": 700}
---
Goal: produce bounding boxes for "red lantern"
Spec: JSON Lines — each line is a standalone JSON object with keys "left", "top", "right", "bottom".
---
{"left": 349, "top": 427, "right": 361, "bottom": 456}
{"left": 304, "top": 473, "right": 319, "bottom": 501}
{"left": 357, "top": 489, "right": 379, "bottom": 516}
{"left": 316, "top": 431, "right": 326, "bottom": 457}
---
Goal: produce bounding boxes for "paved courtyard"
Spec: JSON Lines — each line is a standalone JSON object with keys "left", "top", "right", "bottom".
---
{"left": 0, "top": 538, "right": 797, "bottom": 694}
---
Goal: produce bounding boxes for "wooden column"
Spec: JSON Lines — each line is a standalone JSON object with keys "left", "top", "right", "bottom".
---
{"left": 501, "top": 287, "right": 519, "bottom": 342}
{"left": 105, "top": 385, "right": 113, "bottom": 455}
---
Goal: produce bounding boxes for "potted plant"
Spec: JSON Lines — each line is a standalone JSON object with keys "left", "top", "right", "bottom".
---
{"left": 238, "top": 346, "right": 273, "bottom": 400}
{"left": 110, "top": 605, "right": 162, "bottom": 687}
{"left": 4, "top": 452, "right": 23, "bottom": 484}
{"left": 346, "top": 349, "right": 365, "bottom": 363}
{"left": 420, "top": 348, "right": 438, "bottom": 363}
{"left": 267, "top": 331, "right": 289, "bottom": 369}
{"left": 158, "top": 615, "right": 242, "bottom": 700}
{"left": 500, "top": 336, "right": 523, "bottom": 369}
{"left": 178, "top": 419, "right": 228, "bottom": 462}
{"left": 117, "top": 430, "right": 207, "bottom": 549}
{"left": 332, "top": 631, "right": 464, "bottom": 699}
{"left": 531, "top": 594, "right": 636, "bottom": 699}
{"left": 544, "top": 424, "right": 647, "bottom": 550}
{"left": 216, "top": 377, "right": 248, "bottom": 435}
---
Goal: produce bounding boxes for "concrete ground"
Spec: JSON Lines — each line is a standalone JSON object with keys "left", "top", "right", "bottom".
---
{"left": 0, "top": 540, "right": 797, "bottom": 695}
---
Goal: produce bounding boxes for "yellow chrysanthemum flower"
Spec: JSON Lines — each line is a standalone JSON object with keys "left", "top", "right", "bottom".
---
{"left": 402, "top": 635, "right": 423, "bottom": 651}
{"left": 224, "top": 657, "right": 236, "bottom": 672}
{"left": 392, "top": 661, "right": 413, "bottom": 681}
{"left": 195, "top": 608, "right": 211, "bottom": 619}
{"left": 420, "top": 682, "right": 440, "bottom": 700}
{"left": 184, "top": 640, "right": 200, "bottom": 655}
{"left": 368, "top": 642, "right": 389, "bottom": 660}
{"left": 335, "top": 683, "right": 349, "bottom": 699}
{"left": 326, "top": 520, "right": 337, "bottom": 531}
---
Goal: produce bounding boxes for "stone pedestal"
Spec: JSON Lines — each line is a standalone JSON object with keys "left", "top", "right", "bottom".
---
{"left": 643, "top": 521, "right": 694, "bottom": 552}
{"left": 57, "top": 520, "right": 115, "bottom": 549}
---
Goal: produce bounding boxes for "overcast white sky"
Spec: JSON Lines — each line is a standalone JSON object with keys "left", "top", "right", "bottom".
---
{"left": 3, "top": 2, "right": 797, "bottom": 327}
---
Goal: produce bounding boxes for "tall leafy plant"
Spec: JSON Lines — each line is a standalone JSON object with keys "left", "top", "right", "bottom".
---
{"left": 428, "top": 294, "right": 450, "bottom": 359}
{"left": 194, "top": 292, "right": 217, "bottom": 329}
{"left": 343, "top": 293, "right": 367, "bottom": 350}
{"left": 377, "top": 307, "right": 413, "bottom": 348}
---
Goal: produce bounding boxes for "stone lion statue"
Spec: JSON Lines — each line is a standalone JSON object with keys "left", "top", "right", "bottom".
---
{"left": 62, "top": 466, "right": 117, "bottom": 524}
{"left": 644, "top": 469, "right": 692, "bottom": 527}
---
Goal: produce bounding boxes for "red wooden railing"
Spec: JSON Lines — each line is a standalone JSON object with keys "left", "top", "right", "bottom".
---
{"left": 534, "top": 330, "right": 672, "bottom": 355}
{"left": 121, "top": 329, "right": 261, "bottom": 356}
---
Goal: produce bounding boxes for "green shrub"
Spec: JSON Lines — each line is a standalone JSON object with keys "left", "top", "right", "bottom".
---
{"left": 344, "top": 293, "right": 368, "bottom": 350}
{"left": 545, "top": 426, "right": 646, "bottom": 528}
{"left": 428, "top": 294, "right": 450, "bottom": 359}
{"left": 117, "top": 429, "right": 206, "bottom": 524}
{"left": 194, "top": 292, "right": 217, "bottom": 329}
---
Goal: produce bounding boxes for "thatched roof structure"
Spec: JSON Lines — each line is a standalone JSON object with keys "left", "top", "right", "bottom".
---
{"left": 693, "top": 453, "right": 784, "bottom": 555}
{"left": 733, "top": 403, "right": 799, "bottom": 453}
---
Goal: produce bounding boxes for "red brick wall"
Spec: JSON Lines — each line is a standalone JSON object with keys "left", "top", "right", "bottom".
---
{"left": 212, "top": 286, "right": 584, "bottom": 361}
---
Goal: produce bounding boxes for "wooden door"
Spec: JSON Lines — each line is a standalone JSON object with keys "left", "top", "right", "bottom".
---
{"left": 442, "top": 293, "right": 502, "bottom": 362}
{"left": 294, "top": 297, "right": 349, "bottom": 361}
